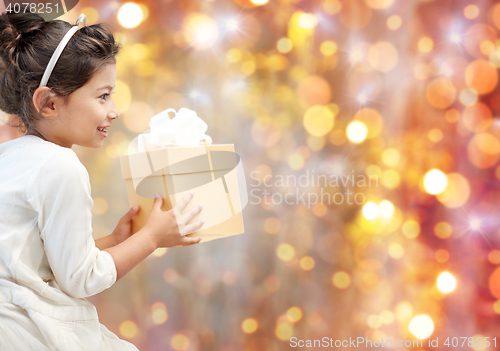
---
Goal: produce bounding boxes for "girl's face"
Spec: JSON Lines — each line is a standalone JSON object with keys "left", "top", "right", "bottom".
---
{"left": 45, "top": 63, "right": 119, "bottom": 148}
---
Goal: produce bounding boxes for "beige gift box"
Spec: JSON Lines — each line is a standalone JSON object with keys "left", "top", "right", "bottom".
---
{"left": 120, "top": 144, "right": 245, "bottom": 246}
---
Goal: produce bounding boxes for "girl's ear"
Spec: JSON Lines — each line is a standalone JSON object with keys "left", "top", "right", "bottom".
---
{"left": 32, "top": 87, "right": 59, "bottom": 119}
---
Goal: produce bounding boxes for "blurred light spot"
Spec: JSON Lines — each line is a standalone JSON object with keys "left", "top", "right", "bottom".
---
{"left": 388, "top": 243, "right": 404, "bottom": 259}
{"left": 468, "top": 133, "right": 500, "bottom": 168}
{"left": 426, "top": 78, "right": 456, "bottom": 109}
{"left": 465, "top": 60, "right": 498, "bottom": 95}
{"left": 241, "top": 318, "right": 258, "bottom": 333}
{"left": 241, "top": 60, "right": 256, "bottom": 76}
{"left": 264, "top": 217, "right": 281, "bottom": 234}
{"left": 493, "top": 4, "right": 500, "bottom": 30}
{"left": 469, "top": 218, "right": 481, "bottom": 230}
{"left": 428, "top": 128, "right": 443, "bottom": 142}
{"left": 329, "top": 129, "right": 347, "bottom": 146}
{"left": 450, "top": 33, "right": 461, "bottom": 43}
{"left": 320, "top": 40, "right": 338, "bottom": 56}
{"left": 380, "top": 310, "right": 395, "bottom": 324}
{"left": 80, "top": 7, "right": 99, "bottom": 24}
{"left": 226, "top": 18, "right": 239, "bottom": 31}
{"left": 297, "top": 76, "right": 331, "bottom": 107}
{"left": 307, "top": 135, "right": 326, "bottom": 151}
{"left": 119, "top": 320, "right": 138, "bottom": 339}
{"left": 368, "top": 41, "right": 399, "bottom": 72}
{"left": 353, "top": 108, "right": 384, "bottom": 138}
{"left": 382, "top": 148, "right": 400, "bottom": 166}
{"left": 171, "top": 334, "right": 190, "bottom": 351}
{"left": 381, "top": 169, "right": 400, "bottom": 189}
{"left": 490, "top": 267, "right": 500, "bottom": 299}
{"left": 402, "top": 220, "right": 420, "bottom": 239}
{"left": 459, "top": 88, "right": 478, "bottom": 106}
{"left": 275, "top": 323, "right": 293, "bottom": 341}
{"left": 413, "top": 63, "right": 430, "bottom": 80}
{"left": 494, "top": 300, "right": 500, "bottom": 314}
{"left": 300, "top": 256, "right": 315, "bottom": 271}
{"left": 346, "top": 121, "right": 368, "bottom": 144}
{"left": 312, "top": 203, "right": 327, "bottom": 217}
{"left": 183, "top": 13, "right": 219, "bottom": 49}
{"left": 323, "top": 0, "right": 342, "bottom": 14}
{"left": 445, "top": 108, "right": 460, "bottom": 123}
{"left": 287, "top": 307, "right": 303, "bottom": 322}
{"left": 303, "top": 105, "right": 335, "bottom": 136}
{"left": 288, "top": 154, "right": 304, "bottom": 170}
{"left": 362, "top": 201, "right": 379, "bottom": 220}
{"left": 277, "top": 38, "right": 293, "bottom": 53}
{"left": 488, "top": 250, "right": 500, "bottom": 265}
{"left": 366, "top": 164, "right": 382, "bottom": 177}
{"left": 480, "top": 40, "right": 495, "bottom": 55}
{"left": 434, "top": 222, "right": 452, "bottom": 239}
{"left": 163, "top": 268, "right": 178, "bottom": 283}
{"left": 423, "top": 169, "right": 448, "bottom": 195}
{"left": 226, "top": 48, "right": 242, "bottom": 63}
{"left": 298, "top": 13, "right": 317, "bottom": 29}
{"left": 118, "top": 3, "right": 144, "bottom": 29}
{"left": 250, "top": 0, "right": 269, "bottom": 5}
{"left": 463, "top": 102, "right": 492, "bottom": 132}
{"left": 366, "top": 0, "right": 394, "bottom": 9}
{"left": 435, "top": 249, "right": 450, "bottom": 263}
{"left": 152, "top": 302, "right": 168, "bottom": 325}
{"left": 367, "top": 314, "right": 382, "bottom": 329}
{"left": 152, "top": 248, "right": 167, "bottom": 257}
{"left": 418, "top": 37, "right": 433, "bottom": 53}
{"left": 387, "top": 15, "right": 402, "bottom": 30}
{"left": 357, "top": 92, "right": 368, "bottom": 104}
{"left": 464, "top": 4, "right": 479, "bottom": 19}
{"left": 409, "top": 315, "right": 434, "bottom": 339}
{"left": 276, "top": 243, "right": 295, "bottom": 261}
{"left": 378, "top": 200, "right": 394, "bottom": 218}
{"left": 332, "top": 271, "right": 351, "bottom": 289}
{"left": 437, "top": 271, "right": 457, "bottom": 293}
{"left": 396, "top": 301, "right": 413, "bottom": 321}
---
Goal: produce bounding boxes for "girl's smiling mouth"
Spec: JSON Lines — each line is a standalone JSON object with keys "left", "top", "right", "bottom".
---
{"left": 97, "top": 126, "right": 109, "bottom": 137}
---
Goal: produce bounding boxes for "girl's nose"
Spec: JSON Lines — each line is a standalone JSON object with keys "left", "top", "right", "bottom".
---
{"left": 108, "top": 101, "right": 120, "bottom": 120}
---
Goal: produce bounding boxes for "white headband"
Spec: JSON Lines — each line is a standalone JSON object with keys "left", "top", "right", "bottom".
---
{"left": 38, "top": 14, "right": 87, "bottom": 88}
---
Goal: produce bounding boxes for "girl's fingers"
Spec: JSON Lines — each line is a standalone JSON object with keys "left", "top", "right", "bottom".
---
{"left": 182, "top": 219, "right": 205, "bottom": 236}
{"left": 173, "top": 191, "right": 194, "bottom": 215}
{"left": 180, "top": 236, "right": 202, "bottom": 246}
{"left": 182, "top": 204, "right": 203, "bottom": 224}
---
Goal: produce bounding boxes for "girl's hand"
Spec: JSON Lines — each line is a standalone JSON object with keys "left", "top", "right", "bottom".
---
{"left": 143, "top": 192, "right": 204, "bottom": 248}
{"left": 112, "top": 205, "right": 141, "bottom": 245}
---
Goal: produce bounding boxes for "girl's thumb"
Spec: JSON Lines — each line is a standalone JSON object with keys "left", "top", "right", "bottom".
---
{"left": 154, "top": 193, "right": 163, "bottom": 207}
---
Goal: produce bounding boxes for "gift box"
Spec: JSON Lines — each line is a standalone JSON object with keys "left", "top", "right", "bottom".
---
{"left": 119, "top": 143, "right": 245, "bottom": 246}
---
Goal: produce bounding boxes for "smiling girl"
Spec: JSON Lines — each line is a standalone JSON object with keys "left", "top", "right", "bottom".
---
{"left": 0, "top": 11, "right": 204, "bottom": 351}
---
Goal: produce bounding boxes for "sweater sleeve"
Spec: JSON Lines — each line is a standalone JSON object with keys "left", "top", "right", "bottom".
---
{"left": 26, "top": 149, "right": 117, "bottom": 299}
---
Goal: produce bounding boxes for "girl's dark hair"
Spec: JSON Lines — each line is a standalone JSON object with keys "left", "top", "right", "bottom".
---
{"left": 0, "top": 11, "right": 120, "bottom": 133}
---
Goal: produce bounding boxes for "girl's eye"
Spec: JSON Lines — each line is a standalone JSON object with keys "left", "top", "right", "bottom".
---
{"left": 99, "top": 93, "right": 110, "bottom": 101}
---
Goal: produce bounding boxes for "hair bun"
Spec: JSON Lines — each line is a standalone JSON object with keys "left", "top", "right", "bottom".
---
{"left": 0, "top": 12, "right": 45, "bottom": 59}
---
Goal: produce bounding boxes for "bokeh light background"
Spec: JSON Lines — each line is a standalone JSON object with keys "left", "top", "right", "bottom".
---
{"left": 2, "top": 0, "right": 500, "bottom": 350}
